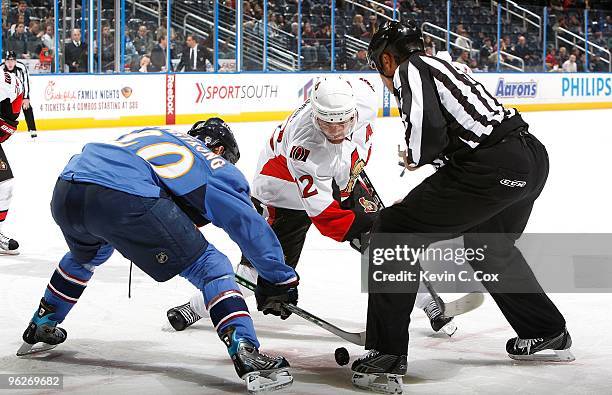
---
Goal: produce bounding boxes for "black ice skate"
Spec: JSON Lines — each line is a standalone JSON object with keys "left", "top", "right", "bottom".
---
{"left": 0, "top": 231, "right": 19, "bottom": 255}
{"left": 424, "top": 300, "right": 457, "bottom": 336}
{"left": 17, "top": 298, "right": 67, "bottom": 356}
{"left": 351, "top": 350, "right": 407, "bottom": 394}
{"left": 166, "top": 302, "right": 202, "bottom": 331}
{"left": 220, "top": 326, "right": 293, "bottom": 394}
{"left": 506, "top": 328, "right": 574, "bottom": 362}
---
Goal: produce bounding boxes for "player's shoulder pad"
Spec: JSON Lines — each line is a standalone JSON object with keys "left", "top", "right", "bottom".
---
{"left": 352, "top": 77, "right": 378, "bottom": 123}
{"left": 208, "top": 162, "right": 251, "bottom": 196}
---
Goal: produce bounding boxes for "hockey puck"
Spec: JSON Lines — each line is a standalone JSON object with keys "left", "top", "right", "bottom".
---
{"left": 334, "top": 347, "right": 350, "bottom": 366}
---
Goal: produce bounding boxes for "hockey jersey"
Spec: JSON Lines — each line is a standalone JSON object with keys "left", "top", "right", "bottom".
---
{"left": 252, "top": 77, "right": 378, "bottom": 242}
{"left": 60, "top": 127, "right": 297, "bottom": 285}
{"left": 0, "top": 71, "right": 24, "bottom": 142}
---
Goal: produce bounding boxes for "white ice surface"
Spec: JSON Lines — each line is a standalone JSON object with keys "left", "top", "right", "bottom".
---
{"left": 0, "top": 109, "right": 611, "bottom": 394}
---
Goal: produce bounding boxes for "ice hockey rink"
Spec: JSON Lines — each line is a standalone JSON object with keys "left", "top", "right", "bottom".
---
{"left": 0, "top": 108, "right": 611, "bottom": 394}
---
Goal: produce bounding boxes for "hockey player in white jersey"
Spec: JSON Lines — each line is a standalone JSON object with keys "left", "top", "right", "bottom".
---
{"left": 168, "top": 76, "right": 455, "bottom": 335}
{"left": 0, "top": 69, "right": 24, "bottom": 254}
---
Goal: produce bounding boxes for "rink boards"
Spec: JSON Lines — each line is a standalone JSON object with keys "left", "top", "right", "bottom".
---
{"left": 19, "top": 72, "right": 612, "bottom": 131}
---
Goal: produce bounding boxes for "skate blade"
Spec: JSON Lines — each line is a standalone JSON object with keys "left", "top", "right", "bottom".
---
{"left": 16, "top": 341, "right": 57, "bottom": 356}
{"left": 509, "top": 349, "right": 575, "bottom": 362}
{"left": 0, "top": 249, "right": 20, "bottom": 256}
{"left": 352, "top": 372, "right": 403, "bottom": 394}
{"left": 245, "top": 369, "right": 293, "bottom": 394}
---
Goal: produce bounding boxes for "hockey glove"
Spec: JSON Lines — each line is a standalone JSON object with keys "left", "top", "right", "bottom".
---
{"left": 255, "top": 276, "right": 299, "bottom": 320}
{"left": 0, "top": 117, "right": 18, "bottom": 143}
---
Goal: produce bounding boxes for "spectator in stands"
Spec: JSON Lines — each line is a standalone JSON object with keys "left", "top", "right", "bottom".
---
{"left": 364, "top": 14, "right": 378, "bottom": 40}
{"left": 175, "top": 33, "right": 212, "bottom": 72}
{"left": 455, "top": 50, "right": 469, "bottom": 65}
{"left": 139, "top": 55, "right": 152, "bottom": 72}
{"left": 123, "top": 32, "right": 139, "bottom": 72}
{"left": 219, "top": 41, "right": 234, "bottom": 59}
{"left": 512, "top": 35, "right": 532, "bottom": 65}
{"left": 349, "top": 48, "right": 370, "bottom": 70}
{"left": 454, "top": 25, "right": 473, "bottom": 57}
{"left": 7, "top": 23, "right": 28, "bottom": 59}
{"left": 26, "top": 21, "right": 43, "bottom": 58}
{"left": 562, "top": 53, "right": 577, "bottom": 72}
{"left": 65, "top": 28, "right": 87, "bottom": 72}
{"left": 8, "top": 0, "right": 31, "bottom": 28}
{"left": 133, "top": 25, "right": 153, "bottom": 56}
{"left": 316, "top": 23, "right": 331, "bottom": 68}
{"left": 480, "top": 37, "right": 494, "bottom": 70}
{"left": 576, "top": 52, "right": 586, "bottom": 72}
{"left": 41, "top": 24, "right": 54, "bottom": 53}
{"left": 150, "top": 35, "right": 168, "bottom": 72}
{"left": 590, "top": 55, "right": 607, "bottom": 72}
{"left": 350, "top": 14, "right": 367, "bottom": 38}
{"left": 558, "top": 46, "right": 569, "bottom": 65}
{"left": 100, "top": 24, "right": 114, "bottom": 71}
{"left": 301, "top": 22, "right": 318, "bottom": 69}
{"left": 568, "top": 14, "right": 583, "bottom": 34}
{"left": 545, "top": 47, "right": 559, "bottom": 70}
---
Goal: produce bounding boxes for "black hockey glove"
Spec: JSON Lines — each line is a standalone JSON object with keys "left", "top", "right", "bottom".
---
{"left": 350, "top": 231, "right": 371, "bottom": 254}
{"left": 255, "top": 276, "right": 299, "bottom": 320}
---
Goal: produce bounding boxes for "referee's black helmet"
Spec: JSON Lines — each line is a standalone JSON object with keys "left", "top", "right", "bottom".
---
{"left": 367, "top": 20, "right": 424, "bottom": 74}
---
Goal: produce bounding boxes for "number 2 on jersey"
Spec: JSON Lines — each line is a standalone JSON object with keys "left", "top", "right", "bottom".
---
{"left": 298, "top": 175, "right": 318, "bottom": 198}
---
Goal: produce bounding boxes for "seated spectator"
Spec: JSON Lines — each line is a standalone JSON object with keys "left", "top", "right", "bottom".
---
{"left": 8, "top": 0, "right": 31, "bottom": 28}
{"left": 364, "top": 14, "right": 378, "bottom": 40}
{"left": 590, "top": 55, "right": 607, "bottom": 72}
{"left": 26, "top": 21, "right": 43, "bottom": 58}
{"left": 65, "top": 28, "right": 87, "bottom": 72}
{"left": 218, "top": 41, "right": 234, "bottom": 59}
{"left": 150, "top": 35, "right": 168, "bottom": 72}
{"left": 316, "top": 23, "right": 331, "bottom": 67}
{"left": 139, "top": 55, "right": 152, "bottom": 72}
{"left": 301, "top": 22, "right": 318, "bottom": 69}
{"left": 348, "top": 49, "right": 370, "bottom": 70}
{"left": 545, "top": 47, "right": 559, "bottom": 70}
{"left": 480, "top": 38, "right": 494, "bottom": 69}
{"left": 455, "top": 50, "right": 469, "bottom": 65}
{"left": 350, "top": 14, "right": 367, "bottom": 38}
{"left": 562, "top": 54, "right": 577, "bottom": 72}
{"left": 41, "top": 24, "right": 54, "bottom": 52}
{"left": 558, "top": 46, "right": 569, "bottom": 65}
{"left": 512, "top": 35, "right": 532, "bottom": 65}
{"left": 133, "top": 25, "right": 153, "bottom": 56}
{"left": 7, "top": 23, "right": 28, "bottom": 58}
{"left": 454, "top": 24, "right": 471, "bottom": 53}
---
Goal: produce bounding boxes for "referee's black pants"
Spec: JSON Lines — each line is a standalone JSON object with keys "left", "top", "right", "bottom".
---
{"left": 365, "top": 129, "right": 566, "bottom": 355}
{"left": 23, "top": 105, "right": 36, "bottom": 131}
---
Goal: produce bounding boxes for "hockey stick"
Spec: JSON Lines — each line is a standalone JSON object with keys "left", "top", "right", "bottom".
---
{"left": 235, "top": 274, "right": 366, "bottom": 346}
{"left": 359, "top": 170, "right": 484, "bottom": 317}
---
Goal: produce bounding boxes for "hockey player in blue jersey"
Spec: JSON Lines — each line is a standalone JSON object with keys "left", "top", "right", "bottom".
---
{"left": 17, "top": 118, "right": 299, "bottom": 393}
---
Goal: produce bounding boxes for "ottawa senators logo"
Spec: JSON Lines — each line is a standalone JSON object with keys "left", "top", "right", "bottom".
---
{"left": 340, "top": 149, "right": 366, "bottom": 198}
{"left": 359, "top": 196, "right": 378, "bottom": 213}
{"left": 289, "top": 145, "right": 310, "bottom": 162}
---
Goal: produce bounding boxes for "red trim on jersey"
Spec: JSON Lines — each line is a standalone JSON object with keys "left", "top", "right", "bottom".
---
{"left": 260, "top": 155, "right": 295, "bottom": 182}
{"left": 0, "top": 210, "right": 7, "bottom": 222}
{"left": 267, "top": 206, "right": 276, "bottom": 226}
{"left": 12, "top": 92, "right": 23, "bottom": 115}
{"left": 310, "top": 200, "right": 355, "bottom": 242}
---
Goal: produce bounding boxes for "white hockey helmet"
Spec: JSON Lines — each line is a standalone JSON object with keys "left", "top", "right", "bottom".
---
{"left": 311, "top": 76, "right": 357, "bottom": 143}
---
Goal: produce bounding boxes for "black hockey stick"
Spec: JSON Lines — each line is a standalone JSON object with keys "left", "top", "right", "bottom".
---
{"left": 359, "top": 170, "right": 484, "bottom": 317}
{"left": 235, "top": 274, "right": 366, "bottom": 346}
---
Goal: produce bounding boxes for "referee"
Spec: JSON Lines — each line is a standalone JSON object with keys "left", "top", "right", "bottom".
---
{"left": 350, "top": 20, "right": 572, "bottom": 389}
{"left": 0, "top": 51, "right": 37, "bottom": 138}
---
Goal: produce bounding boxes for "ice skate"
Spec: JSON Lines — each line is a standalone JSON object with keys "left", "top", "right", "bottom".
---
{"left": 17, "top": 298, "right": 67, "bottom": 356}
{"left": 29, "top": 130, "right": 37, "bottom": 138}
{"left": 351, "top": 350, "right": 406, "bottom": 394}
{"left": 423, "top": 300, "right": 457, "bottom": 336}
{"left": 0, "top": 231, "right": 19, "bottom": 255}
{"left": 507, "top": 327, "right": 574, "bottom": 362}
{"left": 221, "top": 326, "right": 293, "bottom": 394}
{"left": 166, "top": 302, "right": 203, "bottom": 331}
{"left": 236, "top": 262, "right": 257, "bottom": 297}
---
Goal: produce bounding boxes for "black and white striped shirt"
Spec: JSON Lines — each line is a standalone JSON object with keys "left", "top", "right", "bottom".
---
{"left": 0, "top": 60, "right": 30, "bottom": 99}
{"left": 393, "top": 54, "right": 517, "bottom": 167}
